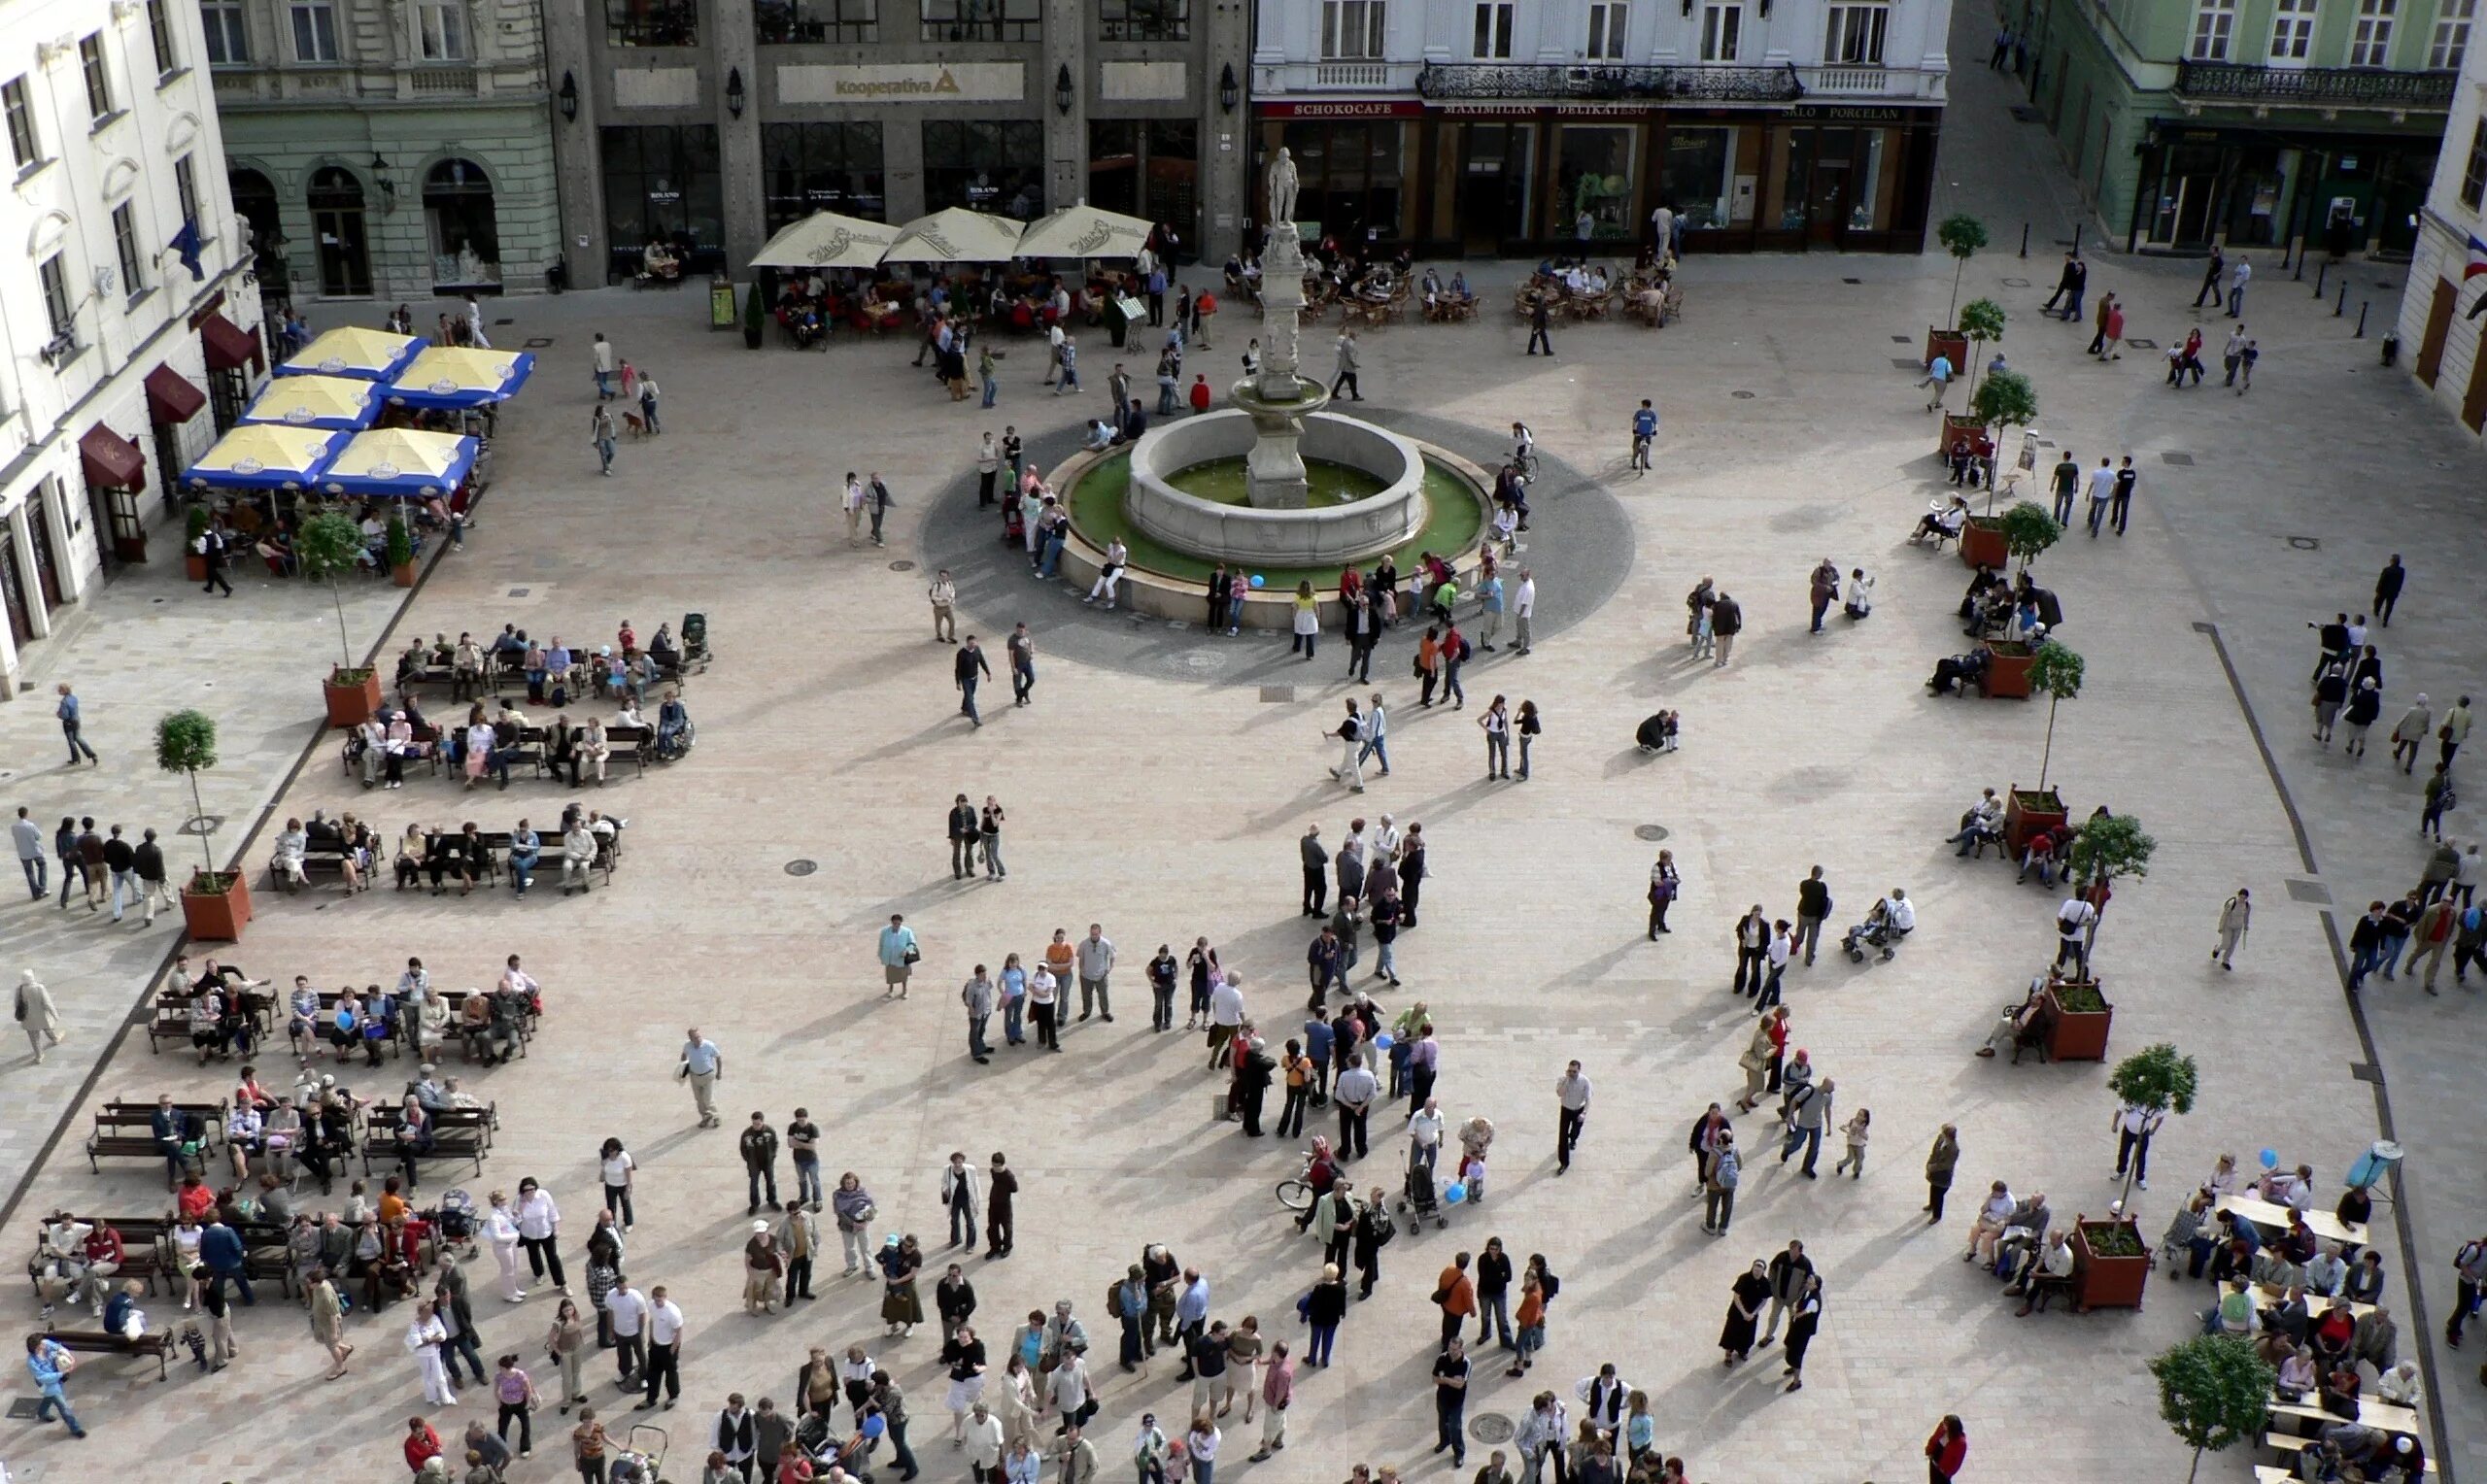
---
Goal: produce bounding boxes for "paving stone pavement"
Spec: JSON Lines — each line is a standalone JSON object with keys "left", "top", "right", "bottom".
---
{"left": 3, "top": 28, "right": 2484, "bottom": 1484}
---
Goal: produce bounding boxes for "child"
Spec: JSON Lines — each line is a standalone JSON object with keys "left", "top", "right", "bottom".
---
{"left": 1832, "top": 1108, "right": 1870, "bottom": 1179}
{"left": 1188, "top": 374, "right": 1212, "bottom": 416}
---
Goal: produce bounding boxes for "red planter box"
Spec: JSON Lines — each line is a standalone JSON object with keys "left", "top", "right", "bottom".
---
{"left": 1925, "top": 327, "right": 1969, "bottom": 369}
{"left": 1980, "top": 640, "right": 2035, "bottom": 698}
{"left": 1959, "top": 518, "right": 2008, "bottom": 570}
{"left": 180, "top": 871, "right": 253, "bottom": 942}
{"left": 2041, "top": 982, "right": 2113, "bottom": 1061}
{"left": 2070, "top": 1218, "right": 2150, "bottom": 1311}
{"left": 324, "top": 669, "right": 382, "bottom": 728}
{"left": 2002, "top": 788, "right": 2066, "bottom": 854}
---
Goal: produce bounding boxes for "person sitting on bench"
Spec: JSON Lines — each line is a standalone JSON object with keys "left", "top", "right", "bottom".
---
{"left": 1978, "top": 974, "right": 2059, "bottom": 1062}
{"left": 562, "top": 819, "right": 597, "bottom": 895}
{"left": 272, "top": 820, "right": 311, "bottom": 892}
{"left": 2009, "top": 1229, "right": 2075, "bottom": 1315}
{"left": 1913, "top": 498, "right": 1971, "bottom": 551}
{"left": 1947, "top": 790, "right": 2003, "bottom": 857}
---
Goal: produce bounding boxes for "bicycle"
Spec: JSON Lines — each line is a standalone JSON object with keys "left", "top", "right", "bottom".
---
{"left": 1275, "top": 1151, "right": 1318, "bottom": 1212}
{"left": 1512, "top": 448, "right": 1539, "bottom": 484}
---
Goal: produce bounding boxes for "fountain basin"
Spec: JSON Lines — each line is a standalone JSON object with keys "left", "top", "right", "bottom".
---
{"left": 1126, "top": 409, "right": 1427, "bottom": 565}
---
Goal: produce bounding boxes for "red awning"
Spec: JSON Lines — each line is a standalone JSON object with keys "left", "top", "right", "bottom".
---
{"left": 145, "top": 364, "right": 206, "bottom": 424}
{"left": 201, "top": 314, "right": 257, "bottom": 372}
{"left": 80, "top": 423, "right": 146, "bottom": 491}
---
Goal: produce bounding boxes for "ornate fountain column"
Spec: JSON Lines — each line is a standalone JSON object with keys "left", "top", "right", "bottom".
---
{"left": 1232, "top": 148, "right": 1331, "bottom": 510}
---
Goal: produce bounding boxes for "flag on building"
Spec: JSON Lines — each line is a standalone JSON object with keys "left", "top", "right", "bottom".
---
{"left": 169, "top": 218, "right": 205, "bottom": 282}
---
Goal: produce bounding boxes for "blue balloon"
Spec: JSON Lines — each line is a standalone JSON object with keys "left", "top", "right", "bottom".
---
{"left": 1248, "top": 574, "right": 1266, "bottom": 589}
{"left": 1444, "top": 1183, "right": 1467, "bottom": 1204}
{"left": 2258, "top": 1148, "right": 2280, "bottom": 1169}
{"left": 1373, "top": 1032, "right": 1395, "bottom": 1051}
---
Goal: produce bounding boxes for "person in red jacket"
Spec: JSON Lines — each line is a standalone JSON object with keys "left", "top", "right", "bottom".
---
{"left": 1188, "top": 374, "right": 1212, "bottom": 416}
{"left": 403, "top": 1415, "right": 443, "bottom": 1474}
{"left": 1925, "top": 1414, "right": 1967, "bottom": 1481}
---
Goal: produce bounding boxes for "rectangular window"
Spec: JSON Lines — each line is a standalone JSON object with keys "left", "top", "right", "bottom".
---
{"left": 1096, "top": 0, "right": 1184, "bottom": 42}
{"left": 921, "top": 118, "right": 1044, "bottom": 217}
{"left": 202, "top": 0, "right": 250, "bottom": 63}
{"left": 763, "top": 121, "right": 887, "bottom": 229}
{"left": 608, "top": 0, "right": 699, "bottom": 44}
{"left": 917, "top": 0, "right": 1039, "bottom": 42}
{"left": 1701, "top": 4, "right": 1741, "bottom": 61}
{"left": 147, "top": 0, "right": 179, "bottom": 76}
{"left": 2431, "top": 0, "right": 2473, "bottom": 68}
{"left": 1586, "top": 2, "right": 1625, "bottom": 59}
{"left": 175, "top": 153, "right": 200, "bottom": 226}
{"left": 1472, "top": 2, "right": 1512, "bottom": 58}
{"left": 39, "top": 253, "right": 74, "bottom": 342}
{"left": 418, "top": 0, "right": 468, "bottom": 58}
{"left": 599, "top": 123, "right": 725, "bottom": 275}
{"left": 2463, "top": 118, "right": 2487, "bottom": 211}
{"left": 1319, "top": 0, "right": 1385, "bottom": 58}
{"left": 79, "top": 34, "right": 111, "bottom": 118}
{"left": 3, "top": 79, "right": 38, "bottom": 168}
{"left": 291, "top": 1, "right": 340, "bottom": 60}
{"left": 2269, "top": 0, "right": 2317, "bottom": 60}
{"left": 1823, "top": 3, "right": 1888, "bottom": 63}
{"left": 2190, "top": 0, "right": 2235, "bottom": 60}
{"left": 2349, "top": 0, "right": 2396, "bottom": 65}
{"left": 111, "top": 203, "right": 145, "bottom": 299}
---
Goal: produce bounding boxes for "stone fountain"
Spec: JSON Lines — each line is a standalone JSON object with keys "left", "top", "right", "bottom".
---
{"left": 1232, "top": 147, "right": 1330, "bottom": 508}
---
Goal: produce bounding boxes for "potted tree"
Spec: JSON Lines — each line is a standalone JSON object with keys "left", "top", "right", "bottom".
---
{"left": 1931, "top": 213, "right": 1988, "bottom": 347}
{"left": 2000, "top": 779, "right": 2067, "bottom": 856}
{"left": 2028, "top": 639, "right": 2084, "bottom": 789}
{"left": 159, "top": 709, "right": 252, "bottom": 941}
{"left": 1963, "top": 368, "right": 2040, "bottom": 521}
{"left": 2040, "top": 976, "right": 2114, "bottom": 1060}
{"left": 1957, "top": 297, "right": 2006, "bottom": 402}
{"left": 183, "top": 505, "right": 213, "bottom": 582}
{"left": 300, "top": 511, "right": 380, "bottom": 728}
{"left": 2146, "top": 1334, "right": 2274, "bottom": 1483}
{"left": 2106, "top": 1042, "right": 2198, "bottom": 1210}
{"left": 385, "top": 513, "right": 416, "bottom": 588}
{"left": 2069, "top": 1213, "right": 2151, "bottom": 1311}
{"left": 2067, "top": 812, "right": 2157, "bottom": 954}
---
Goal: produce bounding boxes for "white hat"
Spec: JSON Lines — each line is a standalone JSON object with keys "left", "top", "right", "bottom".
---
{"left": 751, "top": 1219, "right": 770, "bottom": 1234}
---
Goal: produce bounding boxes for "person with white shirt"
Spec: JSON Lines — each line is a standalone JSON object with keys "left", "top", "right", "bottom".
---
{"left": 1406, "top": 1097, "right": 1445, "bottom": 1177}
{"left": 485, "top": 1189, "right": 526, "bottom": 1301}
{"left": 1075, "top": 925, "right": 1117, "bottom": 1024}
{"left": 1206, "top": 971, "right": 1247, "bottom": 1068}
{"left": 1554, "top": 1061, "right": 1591, "bottom": 1173}
{"left": 407, "top": 1299, "right": 456, "bottom": 1404}
{"left": 639, "top": 1284, "right": 686, "bottom": 1410}
{"left": 680, "top": 1029, "right": 724, "bottom": 1128}
{"left": 2054, "top": 895, "right": 2095, "bottom": 973}
{"left": 606, "top": 1278, "right": 649, "bottom": 1386}
{"left": 1332, "top": 1054, "right": 1380, "bottom": 1161}
{"left": 1513, "top": 569, "right": 1537, "bottom": 655}
{"left": 2083, "top": 456, "right": 2116, "bottom": 537}
{"left": 842, "top": 473, "right": 868, "bottom": 548}
{"left": 515, "top": 1178, "right": 564, "bottom": 1292}
{"left": 2111, "top": 1103, "right": 2163, "bottom": 1191}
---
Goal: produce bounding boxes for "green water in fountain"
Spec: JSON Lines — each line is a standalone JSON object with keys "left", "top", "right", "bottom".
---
{"left": 1162, "top": 456, "right": 1388, "bottom": 510}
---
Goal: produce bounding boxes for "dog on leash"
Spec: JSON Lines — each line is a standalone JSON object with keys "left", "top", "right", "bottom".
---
{"left": 623, "top": 413, "right": 649, "bottom": 439}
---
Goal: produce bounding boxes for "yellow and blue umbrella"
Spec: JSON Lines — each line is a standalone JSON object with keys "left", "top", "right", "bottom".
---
{"left": 382, "top": 347, "right": 535, "bottom": 411}
{"left": 277, "top": 326, "right": 426, "bottom": 382}
{"left": 318, "top": 428, "right": 480, "bottom": 499}
{"left": 237, "top": 373, "right": 382, "bottom": 431}
{"left": 182, "top": 424, "right": 349, "bottom": 491}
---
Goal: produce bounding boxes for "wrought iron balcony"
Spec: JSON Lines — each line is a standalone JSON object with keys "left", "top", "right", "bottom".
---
{"left": 2174, "top": 61, "right": 2456, "bottom": 111}
{"left": 1415, "top": 61, "right": 1802, "bottom": 104}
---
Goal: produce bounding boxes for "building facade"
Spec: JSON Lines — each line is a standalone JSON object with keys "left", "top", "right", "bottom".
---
{"left": 0, "top": 0, "right": 266, "bottom": 693}
{"left": 2393, "top": 27, "right": 2486, "bottom": 436}
{"left": 204, "top": 0, "right": 562, "bottom": 300}
{"left": 2017, "top": 0, "right": 2468, "bottom": 256}
{"left": 1248, "top": 0, "right": 1953, "bottom": 257}
{"left": 544, "top": 0, "right": 1253, "bottom": 286}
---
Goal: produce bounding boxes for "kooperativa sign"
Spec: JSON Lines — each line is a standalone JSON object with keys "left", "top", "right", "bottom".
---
{"left": 780, "top": 62, "right": 1026, "bottom": 105}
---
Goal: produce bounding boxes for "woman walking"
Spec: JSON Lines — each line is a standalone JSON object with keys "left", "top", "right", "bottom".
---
{"left": 1185, "top": 939, "right": 1219, "bottom": 1031}
{"left": 307, "top": 1265, "right": 354, "bottom": 1378}
{"left": 998, "top": 953, "right": 1028, "bottom": 1047}
{"left": 547, "top": 1298, "right": 589, "bottom": 1414}
{"left": 1925, "top": 1415, "right": 1968, "bottom": 1482}
{"left": 1290, "top": 582, "right": 1319, "bottom": 660}
{"left": 941, "top": 1323, "right": 987, "bottom": 1440}
{"left": 494, "top": 1353, "right": 541, "bottom": 1457}
{"left": 880, "top": 1233, "right": 925, "bottom": 1335}
{"left": 1481, "top": 696, "right": 1512, "bottom": 780}
{"left": 1719, "top": 1261, "right": 1768, "bottom": 1367}
{"left": 1305, "top": 1264, "right": 1347, "bottom": 1367}
{"left": 979, "top": 796, "right": 1006, "bottom": 880}
{"left": 1779, "top": 1276, "right": 1823, "bottom": 1391}
{"left": 1647, "top": 852, "right": 1678, "bottom": 938}
{"left": 598, "top": 1138, "right": 636, "bottom": 1231}
{"left": 1924, "top": 1125, "right": 1959, "bottom": 1224}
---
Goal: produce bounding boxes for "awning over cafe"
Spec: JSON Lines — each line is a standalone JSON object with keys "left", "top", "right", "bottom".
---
{"left": 145, "top": 365, "right": 206, "bottom": 424}
{"left": 201, "top": 314, "right": 259, "bottom": 372}
{"left": 81, "top": 424, "right": 147, "bottom": 490}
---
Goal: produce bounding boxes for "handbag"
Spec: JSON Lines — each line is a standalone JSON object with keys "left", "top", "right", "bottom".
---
{"left": 903, "top": 945, "right": 921, "bottom": 965}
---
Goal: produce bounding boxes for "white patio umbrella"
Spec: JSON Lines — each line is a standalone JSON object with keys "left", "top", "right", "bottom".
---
{"left": 1013, "top": 204, "right": 1155, "bottom": 261}
{"left": 880, "top": 207, "right": 1028, "bottom": 265}
{"left": 750, "top": 211, "right": 902, "bottom": 271}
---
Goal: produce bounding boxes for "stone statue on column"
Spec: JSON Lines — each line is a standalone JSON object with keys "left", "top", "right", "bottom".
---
{"left": 1267, "top": 148, "right": 1299, "bottom": 227}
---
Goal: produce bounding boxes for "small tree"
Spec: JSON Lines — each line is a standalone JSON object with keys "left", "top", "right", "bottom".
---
{"left": 2107, "top": 1041, "right": 2197, "bottom": 1208}
{"left": 155, "top": 709, "right": 221, "bottom": 877}
{"left": 1958, "top": 298, "right": 2006, "bottom": 400}
{"left": 2069, "top": 813, "right": 2158, "bottom": 959}
{"left": 2029, "top": 639, "right": 2084, "bottom": 790}
{"left": 297, "top": 511, "right": 364, "bottom": 672}
{"left": 385, "top": 513, "right": 414, "bottom": 572}
{"left": 1996, "top": 499, "right": 2061, "bottom": 571}
{"left": 1968, "top": 370, "right": 2038, "bottom": 514}
{"left": 1936, "top": 213, "right": 1990, "bottom": 323}
{"left": 2148, "top": 1334, "right": 2272, "bottom": 1484}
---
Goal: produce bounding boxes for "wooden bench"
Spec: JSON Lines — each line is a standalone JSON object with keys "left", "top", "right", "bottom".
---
{"left": 25, "top": 1217, "right": 175, "bottom": 1298}
{"left": 306, "top": 992, "right": 404, "bottom": 1062}
{"left": 142, "top": 988, "right": 273, "bottom": 1055}
{"left": 266, "top": 834, "right": 358, "bottom": 893}
{"left": 534, "top": 725, "right": 653, "bottom": 783}
{"left": 2266, "top": 1395, "right": 2423, "bottom": 1441}
{"left": 361, "top": 1101, "right": 495, "bottom": 1178}
{"left": 85, "top": 1100, "right": 226, "bottom": 1174}
{"left": 436, "top": 987, "right": 539, "bottom": 1062}
{"left": 39, "top": 1329, "right": 173, "bottom": 1381}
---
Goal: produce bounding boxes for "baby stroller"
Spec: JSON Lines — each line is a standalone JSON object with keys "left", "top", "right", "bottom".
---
{"left": 797, "top": 1411, "right": 875, "bottom": 1478}
{"left": 1002, "top": 491, "right": 1027, "bottom": 547}
{"left": 608, "top": 1425, "right": 667, "bottom": 1483}
{"left": 678, "top": 612, "right": 711, "bottom": 674}
{"left": 1841, "top": 916, "right": 1912, "bottom": 962}
{"left": 1394, "top": 1146, "right": 1448, "bottom": 1231}
{"left": 425, "top": 1187, "right": 479, "bottom": 1263}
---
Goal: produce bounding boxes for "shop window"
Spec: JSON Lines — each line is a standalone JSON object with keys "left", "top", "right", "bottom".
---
{"left": 1823, "top": 3, "right": 1887, "bottom": 64}
{"left": 2189, "top": 0, "right": 2234, "bottom": 61}
{"left": 1088, "top": 119, "right": 1198, "bottom": 238}
{"left": 919, "top": 0, "right": 1039, "bottom": 43}
{"left": 2349, "top": 0, "right": 2395, "bottom": 67}
{"left": 425, "top": 158, "right": 500, "bottom": 288}
{"left": 1473, "top": 2, "right": 1512, "bottom": 58}
{"left": 601, "top": 125, "right": 726, "bottom": 276}
{"left": 764, "top": 121, "right": 887, "bottom": 229}
{"left": 1320, "top": 0, "right": 1385, "bottom": 59}
{"left": 1585, "top": 3, "right": 1625, "bottom": 59}
{"left": 202, "top": 1, "right": 249, "bottom": 63}
{"left": 1557, "top": 124, "right": 1634, "bottom": 241}
{"left": 609, "top": 0, "right": 699, "bottom": 46}
{"left": 1660, "top": 125, "right": 1735, "bottom": 228}
{"left": 2461, "top": 118, "right": 2486, "bottom": 212}
{"left": 2269, "top": 0, "right": 2316, "bottom": 63}
{"left": 290, "top": 1, "right": 339, "bottom": 61}
{"left": 1700, "top": 4, "right": 1740, "bottom": 61}
{"left": 2431, "top": 0, "right": 2472, "bottom": 69}
{"left": 1277, "top": 118, "right": 1403, "bottom": 242}
{"left": 923, "top": 119, "right": 1044, "bottom": 218}
{"left": 1099, "top": 0, "right": 1187, "bottom": 42}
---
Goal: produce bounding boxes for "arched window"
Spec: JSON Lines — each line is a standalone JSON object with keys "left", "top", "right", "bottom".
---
{"left": 424, "top": 156, "right": 501, "bottom": 288}
{"left": 308, "top": 165, "right": 371, "bottom": 297}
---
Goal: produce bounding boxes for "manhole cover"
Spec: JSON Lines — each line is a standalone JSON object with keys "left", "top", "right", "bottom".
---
{"left": 2350, "top": 1062, "right": 2383, "bottom": 1084}
{"left": 1180, "top": 653, "right": 1224, "bottom": 672}
{"left": 508, "top": 587, "right": 531, "bottom": 596}
{"left": 1730, "top": 389, "right": 1755, "bottom": 399}
{"left": 1634, "top": 825, "right": 1670, "bottom": 842}
{"left": 2161, "top": 453, "right": 2195, "bottom": 466}
{"left": 6, "top": 1397, "right": 42, "bottom": 1419}
{"left": 1891, "top": 357, "right": 1925, "bottom": 371}
{"left": 1890, "top": 335, "right": 1909, "bottom": 344}
{"left": 889, "top": 559, "right": 918, "bottom": 572}
{"left": 493, "top": 318, "right": 516, "bottom": 326}
{"left": 1166, "top": 621, "right": 1189, "bottom": 630}
{"left": 177, "top": 816, "right": 226, "bottom": 837}
{"left": 2288, "top": 536, "right": 2321, "bottom": 551}
{"left": 1841, "top": 277, "right": 1862, "bottom": 285}
{"left": 1470, "top": 1413, "right": 1516, "bottom": 1443}
{"left": 2000, "top": 277, "right": 2030, "bottom": 287}
{"left": 2286, "top": 878, "right": 2332, "bottom": 904}
{"left": 2125, "top": 337, "right": 2158, "bottom": 350}
{"left": 523, "top": 337, "right": 554, "bottom": 349}
{"left": 1259, "top": 685, "right": 1296, "bottom": 703}
{"left": 785, "top": 860, "right": 818, "bottom": 876}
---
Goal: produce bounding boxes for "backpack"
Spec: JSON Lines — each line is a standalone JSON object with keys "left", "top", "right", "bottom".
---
{"left": 1456, "top": 636, "right": 1474, "bottom": 662}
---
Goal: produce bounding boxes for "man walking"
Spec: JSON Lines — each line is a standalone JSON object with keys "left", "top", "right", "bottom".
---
{"left": 1630, "top": 400, "right": 1657, "bottom": 472}
{"left": 2110, "top": 1101, "right": 2162, "bottom": 1190}
{"left": 1554, "top": 1060, "right": 1591, "bottom": 1174}
{"left": 928, "top": 569, "right": 958, "bottom": 643}
{"left": 867, "top": 474, "right": 892, "bottom": 547}
{"left": 1525, "top": 290, "right": 1553, "bottom": 357}
{"left": 13, "top": 806, "right": 45, "bottom": 900}
{"left": 1795, "top": 867, "right": 1831, "bottom": 967}
{"left": 741, "top": 1111, "right": 782, "bottom": 1214}
{"left": 638, "top": 1285, "right": 685, "bottom": 1410}
{"left": 680, "top": 1028, "right": 723, "bottom": 1129}
{"left": 1780, "top": 1077, "right": 1831, "bottom": 1177}
{"left": 2109, "top": 456, "right": 2136, "bottom": 536}
{"left": 1922, "top": 350, "right": 1954, "bottom": 414}
{"left": 592, "top": 405, "right": 618, "bottom": 476}
{"left": 2222, "top": 326, "right": 2249, "bottom": 388}
{"left": 962, "top": 968, "right": 995, "bottom": 1064}
{"left": 1332, "top": 330, "right": 1363, "bottom": 401}
{"left": 1075, "top": 923, "right": 1116, "bottom": 1023}
{"left": 841, "top": 474, "right": 866, "bottom": 548}
{"left": 1513, "top": 569, "right": 1536, "bottom": 657}
{"left": 1432, "top": 1335, "right": 1471, "bottom": 1467}
{"left": 198, "top": 523, "right": 234, "bottom": 596}
{"left": 2050, "top": 451, "right": 2080, "bottom": 525}
{"left": 1007, "top": 623, "right": 1036, "bottom": 707}
{"left": 637, "top": 370, "right": 662, "bottom": 434}
{"left": 2449, "top": 1234, "right": 2487, "bottom": 1346}
{"left": 1757, "top": 1241, "right": 1815, "bottom": 1344}
{"left": 2084, "top": 456, "right": 2115, "bottom": 538}
{"left": 954, "top": 636, "right": 992, "bottom": 728}
{"left": 1709, "top": 591, "right": 1742, "bottom": 669}
{"left": 592, "top": 332, "right": 617, "bottom": 399}
{"left": 2192, "top": 246, "right": 2227, "bottom": 309}
{"left": 1357, "top": 694, "right": 1392, "bottom": 777}
{"left": 2227, "top": 255, "right": 2251, "bottom": 319}
{"left": 949, "top": 793, "right": 981, "bottom": 880}
{"left": 2041, "top": 251, "right": 2080, "bottom": 318}
{"left": 56, "top": 684, "right": 97, "bottom": 765}
{"left": 1301, "top": 826, "right": 1329, "bottom": 916}
{"left": 2212, "top": 888, "right": 2250, "bottom": 970}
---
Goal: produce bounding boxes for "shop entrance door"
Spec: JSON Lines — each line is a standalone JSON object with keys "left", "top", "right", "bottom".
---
{"left": 27, "top": 497, "right": 63, "bottom": 609}
{"left": 1458, "top": 124, "right": 1529, "bottom": 253}
{"left": 2146, "top": 173, "right": 2219, "bottom": 249}
{"left": 0, "top": 534, "right": 31, "bottom": 649}
{"left": 1807, "top": 162, "right": 1850, "bottom": 249}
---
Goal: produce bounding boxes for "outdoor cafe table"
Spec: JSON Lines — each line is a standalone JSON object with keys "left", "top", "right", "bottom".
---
{"left": 2218, "top": 1193, "right": 2369, "bottom": 1255}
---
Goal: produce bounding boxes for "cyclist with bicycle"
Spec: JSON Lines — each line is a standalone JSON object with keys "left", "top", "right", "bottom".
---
{"left": 1510, "top": 422, "right": 1536, "bottom": 482}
